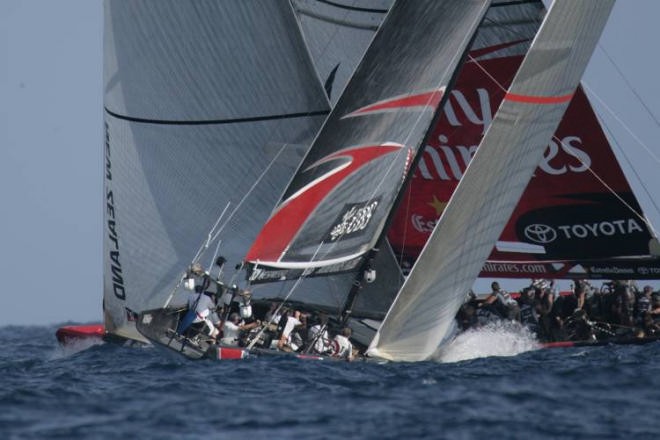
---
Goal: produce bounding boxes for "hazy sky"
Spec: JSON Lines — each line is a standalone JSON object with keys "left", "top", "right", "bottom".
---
{"left": 1, "top": 1, "right": 659, "bottom": 327}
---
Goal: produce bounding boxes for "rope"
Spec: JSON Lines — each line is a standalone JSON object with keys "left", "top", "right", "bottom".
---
{"left": 210, "top": 142, "right": 291, "bottom": 244}
{"left": 163, "top": 203, "right": 231, "bottom": 307}
{"left": 246, "top": 244, "right": 326, "bottom": 350}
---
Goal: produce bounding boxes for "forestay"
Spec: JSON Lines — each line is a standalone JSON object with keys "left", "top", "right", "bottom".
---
{"left": 246, "top": 0, "right": 491, "bottom": 283}
{"left": 102, "top": 1, "right": 329, "bottom": 341}
{"left": 368, "top": 0, "right": 616, "bottom": 361}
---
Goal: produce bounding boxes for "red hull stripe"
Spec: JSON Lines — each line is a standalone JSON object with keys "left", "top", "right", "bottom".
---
{"left": 56, "top": 324, "right": 105, "bottom": 344}
{"left": 342, "top": 89, "right": 444, "bottom": 119}
{"left": 504, "top": 92, "right": 574, "bottom": 104}
{"left": 217, "top": 347, "right": 248, "bottom": 359}
{"left": 246, "top": 144, "right": 403, "bottom": 263}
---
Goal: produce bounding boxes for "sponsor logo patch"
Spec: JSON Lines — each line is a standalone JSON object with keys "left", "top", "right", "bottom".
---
{"left": 523, "top": 219, "right": 644, "bottom": 244}
{"left": 326, "top": 199, "right": 379, "bottom": 242}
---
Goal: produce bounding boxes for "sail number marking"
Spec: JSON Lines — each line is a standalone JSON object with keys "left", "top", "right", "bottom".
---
{"left": 329, "top": 201, "right": 379, "bottom": 241}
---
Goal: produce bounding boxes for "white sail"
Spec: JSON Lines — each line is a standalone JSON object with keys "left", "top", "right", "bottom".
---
{"left": 102, "top": 1, "right": 329, "bottom": 341}
{"left": 368, "top": 0, "right": 616, "bottom": 361}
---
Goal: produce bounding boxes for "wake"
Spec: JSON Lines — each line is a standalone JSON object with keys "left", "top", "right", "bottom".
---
{"left": 434, "top": 321, "right": 540, "bottom": 363}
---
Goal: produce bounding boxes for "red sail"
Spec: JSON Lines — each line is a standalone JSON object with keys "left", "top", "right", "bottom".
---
{"left": 388, "top": 49, "right": 656, "bottom": 277}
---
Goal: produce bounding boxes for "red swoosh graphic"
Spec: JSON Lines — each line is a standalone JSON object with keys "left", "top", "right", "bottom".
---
{"left": 246, "top": 144, "right": 403, "bottom": 263}
{"left": 505, "top": 92, "right": 574, "bottom": 104}
{"left": 342, "top": 88, "right": 445, "bottom": 119}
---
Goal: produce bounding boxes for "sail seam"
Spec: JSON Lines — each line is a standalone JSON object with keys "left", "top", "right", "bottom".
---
{"left": 491, "top": 0, "right": 541, "bottom": 8}
{"left": 309, "top": 0, "right": 388, "bottom": 14}
{"left": 104, "top": 108, "right": 330, "bottom": 125}
{"left": 295, "top": 7, "right": 380, "bottom": 31}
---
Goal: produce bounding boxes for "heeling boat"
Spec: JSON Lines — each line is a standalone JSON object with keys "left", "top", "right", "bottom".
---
{"left": 57, "top": 0, "right": 395, "bottom": 347}
{"left": 58, "top": 0, "right": 334, "bottom": 345}
{"left": 135, "top": 0, "right": 491, "bottom": 359}
{"left": 137, "top": 0, "right": 615, "bottom": 362}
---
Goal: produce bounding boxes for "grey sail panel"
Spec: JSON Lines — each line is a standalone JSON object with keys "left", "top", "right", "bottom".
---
{"left": 292, "top": 0, "right": 393, "bottom": 104}
{"left": 349, "top": 240, "right": 403, "bottom": 319}
{"left": 246, "top": 0, "right": 491, "bottom": 282}
{"left": 368, "top": 0, "right": 616, "bottom": 361}
{"left": 102, "top": 0, "right": 329, "bottom": 340}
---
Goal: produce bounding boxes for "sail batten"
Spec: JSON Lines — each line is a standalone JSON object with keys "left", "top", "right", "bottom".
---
{"left": 369, "top": 0, "right": 616, "bottom": 362}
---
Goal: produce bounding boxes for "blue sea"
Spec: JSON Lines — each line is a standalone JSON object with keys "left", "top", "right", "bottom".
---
{"left": 2, "top": 324, "right": 660, "bottom": 440}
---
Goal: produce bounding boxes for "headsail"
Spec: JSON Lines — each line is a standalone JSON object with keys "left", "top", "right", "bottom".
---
{"left": 368, "top": 0, "right": 616, "bottom": 361}
{"left": 246, "top": 0, "right": 491, "bottom": 283}
{"left": 103, "top": 1, "right": 329, "bottom": 340}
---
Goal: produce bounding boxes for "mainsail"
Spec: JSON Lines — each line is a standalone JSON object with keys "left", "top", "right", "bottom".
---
{"left": 246, "top": 0, "right": 491, "bottom": 283}
{"left": 102, "top": 1, "right": 329, "bottom": 340}
{"left": 368, "top": 0, "right": 616, "bottom": 361}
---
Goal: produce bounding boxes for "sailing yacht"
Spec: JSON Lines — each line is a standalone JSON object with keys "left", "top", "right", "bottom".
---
{"left": 131, "top": 0, "right": 633, "bottom": 362}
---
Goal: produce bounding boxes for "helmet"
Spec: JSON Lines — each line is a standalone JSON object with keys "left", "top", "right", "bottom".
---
{"left": 183, "top": 277, "right": 196, "bottom": 291}
{"left": 190, "top": 262, "right": 204, "bottom": 275}
{"left": 240, "top": 304, "right": 253, "bottom": 319}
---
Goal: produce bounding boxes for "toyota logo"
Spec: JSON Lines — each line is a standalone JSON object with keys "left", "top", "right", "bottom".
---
{"left": 524, "top": 224, "right": 557, "bottom": 244}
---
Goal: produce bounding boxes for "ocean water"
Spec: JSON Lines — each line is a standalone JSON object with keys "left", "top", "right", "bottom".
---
{"left": 2, "top": 324, "right": 660, "bottom": 440}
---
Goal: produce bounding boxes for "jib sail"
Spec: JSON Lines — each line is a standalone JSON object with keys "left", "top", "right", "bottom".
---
{"left": 369, "top": 0, "right": 616, "bottom": 361}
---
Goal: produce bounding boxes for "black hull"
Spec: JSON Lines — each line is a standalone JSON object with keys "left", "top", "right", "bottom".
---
{"left": 137, "top": 307, "right": 217, "bottom": 360}
{"left": 137, "top": 307, "right": 337, "bottom": 361}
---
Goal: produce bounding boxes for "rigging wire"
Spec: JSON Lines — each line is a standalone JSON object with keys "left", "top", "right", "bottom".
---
{"left": 210, "top": 141, "right": 291, "bottom": 244}
{"left": 163, "top": 202, "right": 231, "bottom": 308}
{"left": 581, "top": 82, "right": 660, "bottom": 229}
{"left": 597, "top": 44, "right": 660, "bottom": 128}
{"left": 163, "top": 141, "right": 293, "bottom": 308}
{"left": 246, "top": 245, "right": 325, "bottom": 350}
{"left": 467, "top": 52, "right": 660, "bottom": 237}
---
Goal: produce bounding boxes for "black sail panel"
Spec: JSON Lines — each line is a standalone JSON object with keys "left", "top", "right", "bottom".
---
{"left": 246, "top": 0, "right": 491, "bottom": 282}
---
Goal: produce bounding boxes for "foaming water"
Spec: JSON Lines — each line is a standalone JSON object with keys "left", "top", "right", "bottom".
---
{"left": 434, "top": 321, "right": 540, "bottom": 363}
